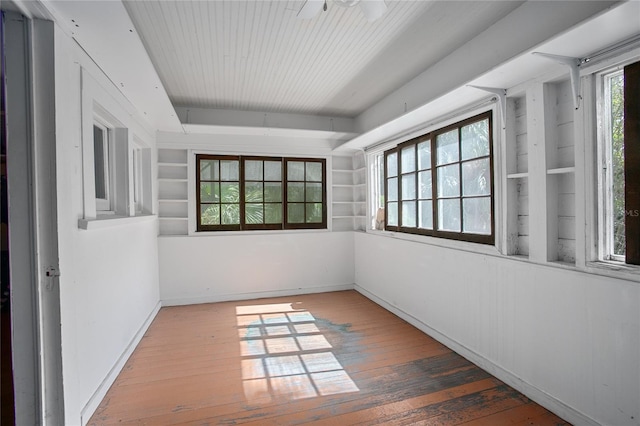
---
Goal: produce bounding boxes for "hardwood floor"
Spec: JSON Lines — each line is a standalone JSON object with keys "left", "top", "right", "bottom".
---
{"left": 89, "top": 291, "right": 570, "bottom": 425}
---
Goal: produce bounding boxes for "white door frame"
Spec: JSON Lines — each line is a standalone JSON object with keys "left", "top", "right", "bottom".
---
{"left": 3, "top": 10, "right": 64, "bottom": 425}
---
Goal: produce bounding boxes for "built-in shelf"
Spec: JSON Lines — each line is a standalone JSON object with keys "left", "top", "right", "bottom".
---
{"left": 547, "top": 167, "right": 575, "bottom": 175}
{"left": 507, "top": 172, "right": 529, "bottom": 179}
{"left": 331, "top": 153, "right": 366, "bottom": 231}
{"left": 158, "top": 162, "right": 187, "bottom": 167}
{"left": 158, "top": 148, "right": 189, "bottom": 235}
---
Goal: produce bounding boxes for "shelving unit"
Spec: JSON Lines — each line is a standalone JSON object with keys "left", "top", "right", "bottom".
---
{"left": 505, "top": 96, "right": 530, "bottom": 257}
{"left": 158, "top": 149, "right": 189, "bottom": 235}
{"left": 505, "top": 78, "right": 576, "bottom": 264}
{"left": 331, "top": 152, "right": 366, "bottom": 232}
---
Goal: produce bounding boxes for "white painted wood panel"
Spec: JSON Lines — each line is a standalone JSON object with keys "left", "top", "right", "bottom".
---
{"left": 53, "top": 25, "right": 161, "bottom": 425}
{"left": 354, "top": 232, "right": 640, "bottom": 426}
{"left": 159, "top": 232, "right": 355, "bottom": 305}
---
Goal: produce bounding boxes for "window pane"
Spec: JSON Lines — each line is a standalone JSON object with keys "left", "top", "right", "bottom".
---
{"left": 200, "top": 204, "right": 220, "bottom": 225}
{"left": 608, "top": 72, "right": 625, "bottom": 256}
{"left": 265, "top": 203, "right": 282, "bottom": 224}
{"left": 418, "top": 171, "right": 432, "bottom": 199}
{"left": 287, "top": 182, "right": 304, "bottom": 202}
{"left": 220, "top": 160, "right": 239, "bottom": 181}
{"left": 245, "top": 160, "right": 263, "bottom": 181}
{"left": 462, "top": 158, "right": 490, "bottom": 196}
{"left": 438, "top": 199, "right": 460, "bottom": 232}
{"left": 264, "top": 182, "right": 282, "bottom": 202}
{"left": 200, "top": 159, "right": 219, "bottom": 180}
{"left": 387, "top": 152, "right": 398, "bottom": 177}
{"left": 306, "top": 162, "right": 322, "bottom": 182}
{"left": 288, "top": 203, "right": 305, "bottom": 223}
{"left": 200, "top": 182, "right": 220, "bottom": 202}
{"left": 287, "top": 161, "right": 305, "bottom": 181}
{"left": 306, "top": 203, "right": 323, "bottom": 223}
{"left": 220, "top": 183, "right": 239, "bottom": 202}
{"left": 245, "top": 182, "right": 264, "bottom": 202}
{"left": 246, "top": 203, "right": 264, "bottom": 224}
{"left": 387, "top": 202, "right": 398, "bottom": 226}
{"left": 417, "top": 141, "right": 431, "bottom": 170}
{"left": 461, "top": 119, "right": 489, "bottom": 160}
{"left": 437, "top": 164, "right": 460, "bottom": 197}
{"left": 306, "top": 183, "right": 322, "bottom": 202}
{"left": 401, "top": 146, "right": 415, "bottom": 173}
{"left": 264, "top": 161, "right": 282, "bottom": 181}
{"left": 387, "top": 177, "right": 398, "bottom": 202}
{"left": 93, "top": 126, "right": 106, "bottom": 199}
{"left": 418, "top": 200, "right": 433, "bottom": 229}
{"left": 463, "top": 197, "right": 491, "bottom": 234}
{"left": 436, "top": 129, "right": 459, "bottom": 165}
{"left": 401, "top": 174, "right": 416, "bottom": 200}
{"left": 402, "top": 201, "right": 416, "bottom": 227}
{"left": 221, "top": 204, "right": 240, "bottom": 224}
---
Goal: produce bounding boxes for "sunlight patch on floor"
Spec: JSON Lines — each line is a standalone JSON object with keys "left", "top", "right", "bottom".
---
{"left": 236, "top": 302, "right": 359, "bottom": 403}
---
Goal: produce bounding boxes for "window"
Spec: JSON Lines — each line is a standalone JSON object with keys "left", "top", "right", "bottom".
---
{"left": 80, "top": 68, "right": 154, "bottom": 226}
{"left": 196, "top": 155, "right": 326, "bottom": 231}
{"left": 599, "top": 60, "right": 639, "bottom": 264}
{"left": 384, "top": 111, "right": 494, "bottom": 244}
{"left": 93, "top": 122, "right": 110, "bottom": 211}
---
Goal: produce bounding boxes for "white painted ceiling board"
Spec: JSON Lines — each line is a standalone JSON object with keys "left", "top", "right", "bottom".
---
{"left": 123, "top": 0, "right": 524, "bottom": 118}
{"left": 41, "top": 0, "right": 182, "bottom": 132}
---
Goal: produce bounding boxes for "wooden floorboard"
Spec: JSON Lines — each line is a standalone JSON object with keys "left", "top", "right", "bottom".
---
{"left": 89, "top": 291, "right": 570, "bottom": 425}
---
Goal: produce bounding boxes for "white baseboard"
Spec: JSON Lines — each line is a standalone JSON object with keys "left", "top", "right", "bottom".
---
{"left": 80, "top": 301, "right": 162, "bottom": 425}
{"left": 353, "top": 284, "right": 599, "bottom": 426}
{"left": 161, "top": 284, "right": 355, "bottom": 306}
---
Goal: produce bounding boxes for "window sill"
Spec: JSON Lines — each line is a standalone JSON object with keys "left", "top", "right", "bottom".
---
{"left": 184, "top": 228, "right": 331, "bottom": 237}
{"left": 585, "top": 261, "right": 640, "bottom": 283}
{"left": 365, "top": 229, "right": 501, "bottom": 257}
{"left": 78, "top": 214, "right": 156, "bottom": 230}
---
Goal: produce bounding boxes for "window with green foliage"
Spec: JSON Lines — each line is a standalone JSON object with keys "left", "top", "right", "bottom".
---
{"left": 384, "top": 111, "right": 494, "bottom": 244}
{"left": 599, "top": 61, "right": 639, "bottom": 264}
{"left": 196, "top": 155, "right": 326, "bottom": 231}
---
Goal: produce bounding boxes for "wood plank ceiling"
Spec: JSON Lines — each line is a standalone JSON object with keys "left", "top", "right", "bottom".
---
{"left": 123, "top": 0, "right": 524, "bottom": 118}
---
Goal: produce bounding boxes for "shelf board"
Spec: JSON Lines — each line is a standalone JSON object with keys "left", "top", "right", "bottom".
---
{"left": 159, "top": 198, "right": 188, "bottom": 203}
{"left": 547, "top": 166, "right": 575, "bottom": 175}
{"left": 332, "top": 215, "right": 366, "bottom": 219}
{"left": 159, "top": 216, "right": 188, "bottom": 221}
{"left": 158, "top": 162, "right": 187, "bottom": 167}
{"left": 507, "top": 172, "right": 529, "bottom": 179}
{"left": 332, "top": 184, "right": 356, "bottom": 188}
{"left": 158, "top": 178, "right": 188, "bottom": 182}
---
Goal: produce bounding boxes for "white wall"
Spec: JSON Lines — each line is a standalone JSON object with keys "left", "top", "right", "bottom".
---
{"left": 159, "top": 232, "right": 354, "bottom": 305}
{"left": 354, "top": 232, "right": 639, "bottom": 426}
{"left": 54, "top": 25, "right": 161, "bottom": 425}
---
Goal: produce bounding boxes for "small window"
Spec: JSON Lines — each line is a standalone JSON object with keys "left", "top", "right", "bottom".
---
{"left": 132, "top": 147, "right": 143, "bottom": 214}
{"left": 599, "top": 61, "right": 639, "bottom": 264}
{"left": 384, "top": 111, "right": 494, "bottom": 244}
{"left": 196, "top": 155, "right": 326, "bottom": 231}
{"left": 93, "top": 123, "right": 111, "bottom": 212}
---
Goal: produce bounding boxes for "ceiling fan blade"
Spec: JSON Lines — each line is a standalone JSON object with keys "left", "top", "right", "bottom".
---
{"left": 297, "top": 0, "right": 325, "bottom": 19}
{"left": 359, "top": 0, "right": 387, "bottom": 22}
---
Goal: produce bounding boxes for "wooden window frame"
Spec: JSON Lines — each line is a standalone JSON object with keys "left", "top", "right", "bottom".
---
{"left": 93, "top": 122, "right": 111, "bottom": 212}
{"left": 196, "top": 154, "right": 327, "bottom": 232}
{"left": 624, "top": 61, "right": 639, "bottom": 264}
{"left": 384, "top": 111, "right": 495, "bottom": 245}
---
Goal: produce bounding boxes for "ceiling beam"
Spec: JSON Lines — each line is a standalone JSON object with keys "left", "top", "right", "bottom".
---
{"left": 353, "top": 1, "right": 623, "bottom": 137}
{"left": 177, "top": 107, "right": 357, "bottom": 143}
